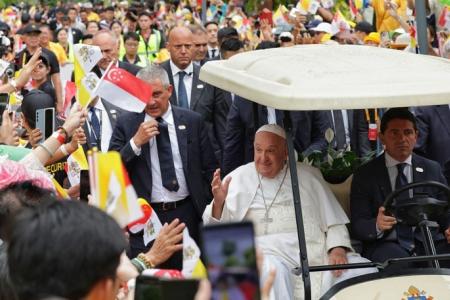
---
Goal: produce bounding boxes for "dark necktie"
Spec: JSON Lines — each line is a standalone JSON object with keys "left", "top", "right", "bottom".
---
{"left": 156, "top": 117, "right": 179, "bottom": 192}
{"left": 89, "top": 107, "right": 101, "bottom": 149}
{"left": 211, "top": 49, "right": 216, "bottom": 57}
{"left": 177, "top": 71, "right": 189, "bottom": 109}
{"left": 275, "top": 110, "right": 284, "bottom": 126}
{"left": 395, "top": 163, "right": 415, "bottom": 251}
{"left": 333, "top": 110, "right": 346, "bottom": 150}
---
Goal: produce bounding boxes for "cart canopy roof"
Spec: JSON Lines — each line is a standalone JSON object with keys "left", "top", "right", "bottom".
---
{"left": 199, "top": 44, "right": 450, "bottom": 111}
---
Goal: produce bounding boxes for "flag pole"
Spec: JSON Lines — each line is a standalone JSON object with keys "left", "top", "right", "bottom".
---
{"left": 92, "top": 60, "right": 115, "bottom": 97}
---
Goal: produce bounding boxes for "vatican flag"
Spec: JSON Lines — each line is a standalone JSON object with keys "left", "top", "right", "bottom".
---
{"left": 73, "top": 44, "right": 102, "bottom": 107}
{"left": 88, "top": 150, "right": 143, "bottom": 228}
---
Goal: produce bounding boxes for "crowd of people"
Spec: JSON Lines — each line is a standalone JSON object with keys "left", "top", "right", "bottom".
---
{"left": 0, "top": 0, "right": 449, "bottom": 299}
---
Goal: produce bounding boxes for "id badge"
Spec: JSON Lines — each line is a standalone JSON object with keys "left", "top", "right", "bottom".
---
{"left": 368, "top": 123, "right": 378, "bottom": 141}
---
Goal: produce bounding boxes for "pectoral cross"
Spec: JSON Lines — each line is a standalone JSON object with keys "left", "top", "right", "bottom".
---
{"left": 261, "top": 213, "right": 273, "bottom": 235}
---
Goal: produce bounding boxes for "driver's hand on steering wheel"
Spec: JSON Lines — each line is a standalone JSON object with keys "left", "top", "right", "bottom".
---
{"left": 445, "top": 227, "right": 450, "bottom": 244}
{"left": 376, "top": 206, "right": 397, "bottom": 231}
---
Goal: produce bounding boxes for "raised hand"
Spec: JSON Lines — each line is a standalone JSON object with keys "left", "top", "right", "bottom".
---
{"left": 211, "top": 168, "right": 231, "bottom": 219}
{"left": 132, "top": 119, "right": 159, "bottom": 147}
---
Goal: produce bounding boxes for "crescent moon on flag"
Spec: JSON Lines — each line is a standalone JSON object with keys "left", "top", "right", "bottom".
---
{"left": 107, "top": 68, "right": 124, "bottom": 82}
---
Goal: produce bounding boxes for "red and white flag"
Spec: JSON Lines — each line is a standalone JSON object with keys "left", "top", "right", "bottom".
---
{"left": 94, "top": 66, "right": 152, "bottom": 112}
{"left": 128, "top": 198, "right": 163, "bottom": 246}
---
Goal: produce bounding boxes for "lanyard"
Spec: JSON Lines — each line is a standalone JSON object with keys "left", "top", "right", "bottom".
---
{"left": 364, "top": 109, "right": 379, "bottom": 123}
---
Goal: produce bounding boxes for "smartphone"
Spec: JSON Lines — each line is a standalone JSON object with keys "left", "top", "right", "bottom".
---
{"left": 201, "top": 222, "right": 260, "bottom": 300}
{"left": 134, "top": 275, "right": 162, "bottom": 300}
{"left": 134, "top": 275, "right": 199, "bottom": 300}
{"left": 79, "top": 169, "right": 90, "bottom": 202}
{"left": 35, "top": 107, "right": 55, "bottom": 143}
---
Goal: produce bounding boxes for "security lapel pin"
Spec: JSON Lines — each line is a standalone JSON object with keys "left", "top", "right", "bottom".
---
{"left": 197, "top": 84, "right": 204, "bottom": 89}
{"left": 178, "top": 125, "right": 186, "bottom": 130}
{"left": 416, "top": 167, "right": 424, "bottom": 173}
{"left": 110, "top": 109, "right": 117, "bottom": 120}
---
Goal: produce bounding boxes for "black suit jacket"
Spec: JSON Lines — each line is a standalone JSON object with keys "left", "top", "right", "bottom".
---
{"left": 82, "top": 99, "right": 125, "bottom": 152}
{"left": 350, "top": 153, "right": 449, "bottom": 252}
{"left": 222, "top": 96, "right": 330, "bottom": 175}
{"left": 160, "top": 60, "right": 225, "bottom": 160}
{"left": 108, "top": 106, "right": 218, "bottom": 216}
{"left": 69, "top": 27, "right": 83, "bottom": 44}
{"left": 415, "top": 105, "right": 450, "bottom": 169}
{"left": 327, "top": 110, "right": 372, "bottom": 157}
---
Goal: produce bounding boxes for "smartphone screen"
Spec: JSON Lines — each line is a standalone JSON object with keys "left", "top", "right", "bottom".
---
{"left": 44, "top": 108, "right": 54, "bottom": 139}
{"left": 134, "top": 275, "right": 162, "bottom": 300}
{"left": 79, "top": 170, "right": 90, "bottom": 202}
{"left": 134, "top": 276, "right": 199, "bottom": 300}
{"left": 201, "top": 222, "right": 261, "bottom": 300}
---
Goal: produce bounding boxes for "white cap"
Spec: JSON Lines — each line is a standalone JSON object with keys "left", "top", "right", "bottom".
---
{"left": 310, "top": 22, "right": 332, "bottom": 35}
{"left": 395, "top": 33, "right": 411, "bottom": 45}
{"left": 256, "top": 124, "right": 286, "bottom": 140}
{"left": 394, "top": 28, "right": 406, "bottom": 34}
{"left": 279, "top": 32, "right": 294, "bottom": 40}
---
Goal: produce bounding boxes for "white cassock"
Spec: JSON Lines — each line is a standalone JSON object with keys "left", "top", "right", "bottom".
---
{"left": 203, "top": 162, "right": 377, "bottom": 300}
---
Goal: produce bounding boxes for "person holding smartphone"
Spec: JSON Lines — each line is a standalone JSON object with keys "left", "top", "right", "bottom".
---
{"left": 204, "top": 124, "right": 376, "bottom": 299}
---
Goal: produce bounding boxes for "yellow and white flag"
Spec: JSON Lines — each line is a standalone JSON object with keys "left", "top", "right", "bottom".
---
{"left": 78, "top": 72, "right": 100, "bottom": 106}
{"left": 73, "top": 44, "right": 102, "bottom": 107}
{"left": 128, "top": 198, "right": 163, "bottom": 246}
{"left": 89, "top": 150, "right": 143, "bottom": 228}
{"left": 66, "top": 144, "right": 89, "bottom": 186}
{"left": 182, "top": 227, "right": 207, "bottom": 279}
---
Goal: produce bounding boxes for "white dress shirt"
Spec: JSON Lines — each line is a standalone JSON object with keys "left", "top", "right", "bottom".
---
{"left": 87, "top": 100, "right": 113, "bottom": 152}
{"left": 170, "top": 60, "right": 193, "bottom": 107}
{"left": 385, "top": 152, "right": 413, "bottom": 190}
{"left": 207, "top": 46, "right": 219, "bottom": 57}
{"left": 267, "top": 106, "right": 277, "bottom": 124}
{"left": 130, "top": 105, "right": 189, "bottom": 202}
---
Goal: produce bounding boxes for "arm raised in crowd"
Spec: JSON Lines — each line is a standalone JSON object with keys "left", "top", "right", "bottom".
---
{"left": 0, "top": 110, "right": 19, "bottom": 146}
{"left": 0, "top": 49, "right": 42, "bottom": 94}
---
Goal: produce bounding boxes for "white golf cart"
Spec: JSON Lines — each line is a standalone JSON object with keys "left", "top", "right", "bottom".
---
{"left": 199, "top": 44, "right": 450, "bottom": 300}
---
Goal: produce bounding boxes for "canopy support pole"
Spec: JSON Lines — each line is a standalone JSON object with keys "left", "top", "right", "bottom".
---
{"left": 284, "top": 111, "right": 311, "bottom": 300}
{"left": 415, "top": 0, "right": 428, "bottom": 55}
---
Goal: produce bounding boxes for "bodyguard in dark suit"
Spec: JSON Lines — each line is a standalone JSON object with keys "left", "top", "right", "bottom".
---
{"left": 222, "top": 96, "right": 330, "bottom": 175}
{"left": 109, "top": 65, "right": 218, "bottom": 268}
{"left": 350, "top": 108, "right": 450, "bottom": 266}
{"left": 161, "top": 26, "right": 225, "bottom": 161}
{"left": 327, "top": 109, "right": 372, "bottom": 157}
{"left": 414, "top": 105, "right": 450, "bottom": 182}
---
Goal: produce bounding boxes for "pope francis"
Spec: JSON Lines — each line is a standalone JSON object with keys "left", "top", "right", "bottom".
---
{"left": 203, "top": 124, "right": 376, "bottom": 299}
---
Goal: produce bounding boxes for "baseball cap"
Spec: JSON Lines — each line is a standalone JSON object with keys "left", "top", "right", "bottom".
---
{"left": 305, "top": 19, "right": 321, "bottom": 30}
{"left": 364, "top": 32, "right": 381, "bottom": 44}
{"left": 310, "top": 22, "right": 332, "bottom": 35}
{"left": 279, "top": 31, "right": 294, "bottom": 41}
{"left": 22, "top": 24, "right": 42, "bottom": 35}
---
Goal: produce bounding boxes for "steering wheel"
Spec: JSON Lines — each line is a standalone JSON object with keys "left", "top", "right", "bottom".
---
{"left": 383, "top": 181, "right": 450, "bottom": 226}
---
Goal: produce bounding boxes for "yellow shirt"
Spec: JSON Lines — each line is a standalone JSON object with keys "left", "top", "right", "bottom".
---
{"left": 47, "top": 42, "right": 68, "bottom": 65}
{"left": 372, "top": 0, "right": 407, "bottom": 32}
